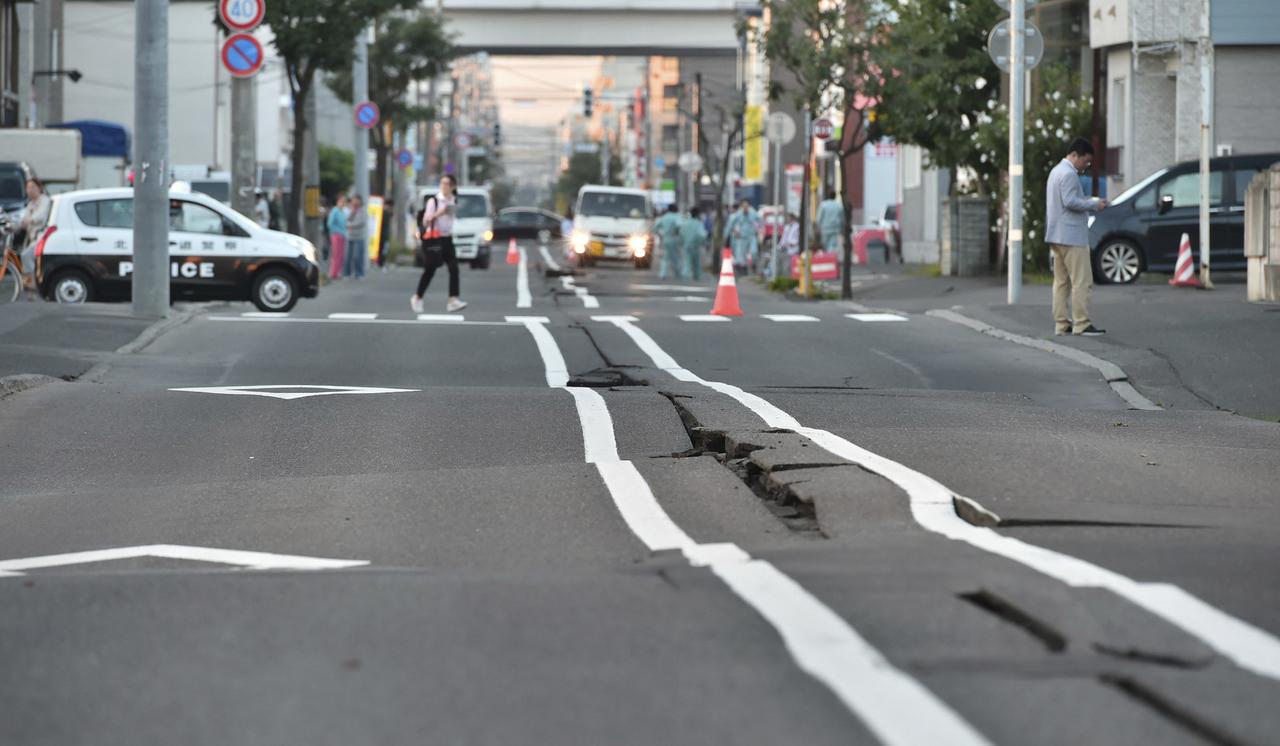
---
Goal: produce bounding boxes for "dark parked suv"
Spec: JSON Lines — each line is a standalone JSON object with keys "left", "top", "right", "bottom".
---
{"left": 1088, "top": 153, "right": 1280, "bottom": 283}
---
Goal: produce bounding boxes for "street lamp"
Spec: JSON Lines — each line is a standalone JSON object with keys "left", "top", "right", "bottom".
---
{"left": 33, "top": 69, "right": 83, "bottom": 83}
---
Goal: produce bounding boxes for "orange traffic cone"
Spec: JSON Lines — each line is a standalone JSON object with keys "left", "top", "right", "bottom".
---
{"left": 506, "top": 237, "right": 519, "bottom": 265}
{"left": 711, "top": 248, "right": 744, "bottom": 316}
{"left": 1168, "top": 233, "right": 1202, "bottom": 288}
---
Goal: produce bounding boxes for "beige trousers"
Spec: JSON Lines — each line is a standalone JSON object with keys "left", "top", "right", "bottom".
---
{"left": 1051, "top": 244, "right": 1092, "bottom": 334}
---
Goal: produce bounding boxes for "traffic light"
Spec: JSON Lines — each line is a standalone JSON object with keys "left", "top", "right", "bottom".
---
{"left": 583, "top": 86, "right": 594, "bottom": 118}
{"left": 493, "top": 122, "right": 502, "bottom": 148}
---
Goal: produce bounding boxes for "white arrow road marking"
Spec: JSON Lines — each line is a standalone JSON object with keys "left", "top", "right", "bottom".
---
{"left": 538, "top": 245, "right": 562, "bottom": 272}
{"left": 514, "top": 316, "right": 991, "bottom": 746}
{"left": 559, "top": 276, "right": 599, "bottom": 309}
{"left": 170, "top": 385, "right": 418, "bottom": 400}
{"left": 596, "top": 315, "right": 1280, "bottom": 685}
{"left": 846, "top": 313, "right": 908, "bottom": 322}
{"left": 516, "top": 247, "right": 532, "bottom": 308}
{"left": 0, "top": 544, "right": 368, "bottom": 577}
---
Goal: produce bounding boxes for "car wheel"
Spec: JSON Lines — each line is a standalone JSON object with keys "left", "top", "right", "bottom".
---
{"left": 1094, "top": 240, "right": 1143, "bottom": 284}
{"left": 51, "top": 269, "right": 93, "bottom": 304}
{"left": 251, "top": 268, "right": 299, "bottom": 312}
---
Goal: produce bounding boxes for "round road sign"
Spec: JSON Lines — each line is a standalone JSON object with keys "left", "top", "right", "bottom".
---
{"left": 354, "top": 101, "right": 380, "bottom": 130}
{"left": 766, "top": 112, "right": 797, "bottom": 145}
{"left": 454, "top": 133, "right": 473, "bottom": 150}
{"left": 221, "top": 33, "right": 264, "bottom": 78}
{"left": 219, "top": 0, "right": 265, "bottom": 32}
{"left": 677, "top": 151, "right": 703, "bottom": 173}
{"left": 396, "top": 149, "right": 413, "bottom": 168}
{"left": 812, "top": 118, "right": 835, "bottom": 141}
{"left": 987, "top": 20, "right": 1046, "bottom": 73}
{"left": 994, "top": 0, "right": 1039, "bottom": 11}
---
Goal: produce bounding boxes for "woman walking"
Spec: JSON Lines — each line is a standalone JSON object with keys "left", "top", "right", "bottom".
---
{"left": 410, "top": 175, "right": 467, "bottom": 313}
{"left": 326, "top": 194, "right": 348, "bottom": 281}
{"left": 345, "top": 195, "right": 368, "bottom": 279}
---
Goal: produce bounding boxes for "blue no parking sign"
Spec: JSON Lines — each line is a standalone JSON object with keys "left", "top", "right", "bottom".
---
{"left": 354, "top": 101, "right": 380, "bottom": 130}
{"left": 396, "top": 149, "right": 413, "bottom": 168}
{"left": 221, "top": 33, "right": 264, "bottom": 78}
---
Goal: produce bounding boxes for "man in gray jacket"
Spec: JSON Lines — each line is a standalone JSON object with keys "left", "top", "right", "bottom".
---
{"left": 1047, "top": 138, "right": 1107, "bottom": 336}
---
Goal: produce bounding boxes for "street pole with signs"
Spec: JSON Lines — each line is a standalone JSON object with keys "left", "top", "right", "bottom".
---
{"left": 1198, "top": 0, "right": 1215, "bottom": 289}
{"left": 353, "top": 26, "right": 371, "bottom": 212}
{"left": 220, "top": 0, "right": 265, "bottom": 221}
{"left": 989, "top": 0, "right": 1043, "bottom": 304}
{"left": 133, "top": 0, "right": 169, "bottom": 317}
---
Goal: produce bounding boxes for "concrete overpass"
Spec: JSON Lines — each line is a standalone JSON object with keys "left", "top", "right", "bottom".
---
{"left": 440, "top": 0, "right": 754, "bottom": 55}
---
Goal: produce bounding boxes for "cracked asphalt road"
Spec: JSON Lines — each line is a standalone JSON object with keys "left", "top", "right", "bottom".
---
{"left": 1, "top": 243, "right": 1278, "bottom": 745}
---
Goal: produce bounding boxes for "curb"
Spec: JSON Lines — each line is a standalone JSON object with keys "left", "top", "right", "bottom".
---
{"left": 0, "top": 374, "right": 62, "bottom": 401}
{"left": 927, "top": 308, "right": 1162, "bottom": 412}
{"left": 81, "top": 309, "right": 196, "bottom": 383}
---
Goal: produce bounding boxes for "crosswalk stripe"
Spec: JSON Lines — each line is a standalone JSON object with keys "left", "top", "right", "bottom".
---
{"left": 846, "top": 313, "right": 908, "bottom": 322}
{"left": 417, "top": 314, "right": 465, "bottom": 322}
{"left": 241, "top": 311, "right": 289, "bottom": 318}
{"left": 679, "top": 314, "right": 732, "bottom": 322}
{"left": 329, "top": 313, "right": 378, "bottom": 320}
{"left": 762, "top": 314, "right": 820, "bottom": 322}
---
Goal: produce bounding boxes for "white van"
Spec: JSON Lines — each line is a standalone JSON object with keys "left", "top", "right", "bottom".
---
{"left": 415, "top": 185, "right": 494, "bottom": 269}
{"left": 569, "top": 185, "right": 653, "bottom": 269}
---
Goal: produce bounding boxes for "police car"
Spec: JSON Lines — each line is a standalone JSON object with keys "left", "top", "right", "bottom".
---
{"left": 34, "top": 186, "right": 320, "bottom": 312}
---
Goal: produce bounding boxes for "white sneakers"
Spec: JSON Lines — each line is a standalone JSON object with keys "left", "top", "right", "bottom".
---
{"left": 412, "top": 296, "right": 466, "bottom": 313}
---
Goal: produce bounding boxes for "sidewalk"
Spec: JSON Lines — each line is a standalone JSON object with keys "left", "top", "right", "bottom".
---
{"left": 0, "top": 302, "right": 162, "bottom": 382}
{"left": 841, "top": 267, "right": 1280, "bottom": 421}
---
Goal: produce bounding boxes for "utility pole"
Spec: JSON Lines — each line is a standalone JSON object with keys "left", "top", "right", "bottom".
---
{"left": 230, "top": 74, "right": 257, "bottom": 219}
{"left": 353, "top": 25, "right": 371, "bottom": 207}
{"left": 302, "top": 85, "right": 323, "bottom": 248}
{"left": 1007, "top": 0, "right": 1026, "bottom": 304}
{"left": 1197, "top": 0, "right": 1215, "bottom": 289}
{"left": 133, "top": 0, "right": 169, "bottom": 317}
{"left": 798, "top": 107, "right": 812, "bottom": 296}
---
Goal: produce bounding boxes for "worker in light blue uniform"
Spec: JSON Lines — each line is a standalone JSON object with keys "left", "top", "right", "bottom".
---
{"left": 816, "top": 189, "right": 845, "bottom": 253}
{"left": 724, "top": 199, "right": 762, "bottom": 273}
{"left": 680, "top": 206, "right": 708, "bottom": 282}
{"left": 654, "top": 204, "right": 685, "bottom": 280}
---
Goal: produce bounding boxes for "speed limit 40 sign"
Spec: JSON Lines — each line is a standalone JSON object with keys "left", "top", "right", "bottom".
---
{"left": 220, "top": 0, "right": 265, "bottom": 32}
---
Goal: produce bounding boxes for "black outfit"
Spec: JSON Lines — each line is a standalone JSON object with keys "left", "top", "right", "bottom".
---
{"left": 417, "top": 235, "right": 459, "bottom": 297}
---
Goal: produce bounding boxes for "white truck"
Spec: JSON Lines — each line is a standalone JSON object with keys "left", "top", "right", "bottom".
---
{"left": 568, "top": 185, "right": 653, "bottom": 269}
{"left": 0, "top": 129, "right": 81, "bottom": 185}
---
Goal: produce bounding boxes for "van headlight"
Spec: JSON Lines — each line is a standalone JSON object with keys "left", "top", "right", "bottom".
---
{"left": 572, "top": 230, "right": 590, "bottom": 253}
{"left": 628, "top": 234, "right": 647, "bottom": 253}
{"left": 483, "top": 229, "right": 494, "bottom": 243}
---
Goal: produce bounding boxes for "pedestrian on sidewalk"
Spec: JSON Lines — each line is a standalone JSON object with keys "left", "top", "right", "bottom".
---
{"left": 411, "top": 174, "right": 467, "bottom": 314}
{"left": 816, "top": 189, "right": 844, "bottom": 253}
{"left": 680, "top": 206, "right": 708, "bottom": 282}
{"left": 725, "top": 199, "right": 761, "bottom": 274}
{"left": 780, "top": 212, "right": 801, "bottom": 257}
{"left": 1047, "top": 137, "right": 1108, "bottom": 336}
{"left": 654, "top": 204, "right": 684, "bottom": 280}
{"left": 345, "top": 195, "right": 368, "bottom": 279}
{"left": 254, "top": 191, "right": 270, "bottom": 229}
{"left": 326, "top": 194, "right": 348, "bottom": 281}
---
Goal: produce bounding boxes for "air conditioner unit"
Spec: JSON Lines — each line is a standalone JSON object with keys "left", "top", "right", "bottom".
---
{"left": 1216, "top": 144, "right": 1234, "bottom": 157}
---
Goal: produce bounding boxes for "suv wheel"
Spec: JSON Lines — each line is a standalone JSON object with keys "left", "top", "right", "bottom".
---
{"left": 1095, "top": 240, "right": 1142, "bottom": 284}
{"left": 51, "top": 269, "right": 93, "bottom": 304}
{"left": 252, "top": 268, "right": 299, "bottom": 312}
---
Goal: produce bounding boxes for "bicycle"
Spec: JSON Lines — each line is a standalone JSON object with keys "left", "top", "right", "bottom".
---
{"left": 0, "top": 213, "right": 25, "bottom": 303}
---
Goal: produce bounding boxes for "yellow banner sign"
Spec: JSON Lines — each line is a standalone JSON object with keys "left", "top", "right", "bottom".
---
{"left": 744, "top": 105, "right": 764, "bottom": 183}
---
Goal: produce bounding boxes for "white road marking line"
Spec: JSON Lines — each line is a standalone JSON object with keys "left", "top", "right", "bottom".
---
{"left": 170, "top": 385, "right": 418, "bottom": 400}
{"left": 679, "top": 315, "right": 731, "bottom": 322}
{"left": 538, "top": 245, "right": 562, "bottom": 272}
{"left": 598, "top": 316, "right": 1280, "bottom": 684}
{"left": 328, "top": 312, "right": 378, "bottom": 320}
{"left": 417, "top": 314, "right": 465, "bottom": 322}
{"left": 208, "top": 316, "right": 513, "bottom": 327}
{"left": 241, "top": 311, "right": 289, "bottom": 318}
{"left": 846, "top": 313, "right": 908, "bottom": 322}
{"left": 762, "top": 314, "right": 820, "bottom": 322}
{"left": 560, "top": 275, "right": 600, "bottom": 309}
{"left": 0, "top": 544, "right": 367, "bottom": 577}
{"left": 633, "top": 283, "right": 708, "bottom": 292}
{"left": 928, "top": 309, "right": 1163, "bottom": 411}
{"left": 515, "top": 317, "right": 990, "bottom": 746}
{"left": 516, "top": 247, "right": 532, "bottom": 309}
